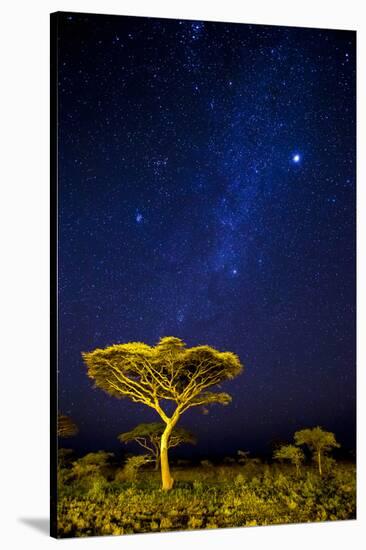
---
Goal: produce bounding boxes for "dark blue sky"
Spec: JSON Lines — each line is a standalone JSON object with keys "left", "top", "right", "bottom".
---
{"left": 57, "top": 12, "right": 356, "bottom": 458}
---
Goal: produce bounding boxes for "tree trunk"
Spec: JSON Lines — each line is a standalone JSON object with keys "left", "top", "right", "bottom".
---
{"left": 318, "top": 450, "right": 322, "bottom": 476}
{"left": 160, "top": 419, "right": 177, "bottom": 491}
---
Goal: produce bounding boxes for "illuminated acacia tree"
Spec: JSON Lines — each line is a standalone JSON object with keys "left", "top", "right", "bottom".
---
{"left": 118, "top": 422, "right": 196, "bottom": 470}
{"left": 82, "top": 336, "right": 243, "bottom": 490}
{"left": 58, "top": 414, "right": 79, "bottom": 438}
{"left": 294, "top": 426, "right": 340, "bottom": 475}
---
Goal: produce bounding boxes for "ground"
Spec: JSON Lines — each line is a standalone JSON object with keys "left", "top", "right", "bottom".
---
{"left": 57, "top": 461, "right": 356, "bottom": 538}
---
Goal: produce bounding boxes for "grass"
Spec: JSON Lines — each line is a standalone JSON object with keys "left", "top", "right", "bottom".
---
{"left": 56, "top": 461, "right": 356, "bottom": 537}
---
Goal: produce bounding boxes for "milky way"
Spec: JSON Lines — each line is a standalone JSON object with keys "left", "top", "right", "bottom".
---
{"left": 57, "top": 13, "right": 356, "bottom": 458}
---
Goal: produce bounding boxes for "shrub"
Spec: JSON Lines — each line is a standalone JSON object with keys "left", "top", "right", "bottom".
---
{"left": 87, "top": 476, "right": 108, "bottom": 500}
{"left": 122, "top": 455, "right": 152, "bottom": 482}
{"left": 57, "top": 462, "right": 356, "bottom": 537}
{"left": 234, "top": 473, "right": 245, "bottom": 486}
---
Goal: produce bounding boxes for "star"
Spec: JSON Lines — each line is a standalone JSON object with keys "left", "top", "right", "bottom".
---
{"left": 56, "top": 12, "right": 355, "bottom": 462}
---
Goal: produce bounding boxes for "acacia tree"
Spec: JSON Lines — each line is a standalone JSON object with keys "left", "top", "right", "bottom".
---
{"left": 294, "top": 426, "right": 340, "bottom": 476}
{"left": 58, "top": 414, "right": 79, "bottom": 438}
{"left": 273, "top": 444, "right": 304, "bottom": 477}
{"left": 82, "top": 336, "right": 243, "bottom": 490}
{"left": 118, "top": 422, "right": 196, "bottom": 471}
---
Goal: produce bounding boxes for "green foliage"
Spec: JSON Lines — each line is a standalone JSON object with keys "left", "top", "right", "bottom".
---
{"left": 118, "top": 422, "right": 196, "bottom": 464}
{"left": 234, "top": 473, "right": 246, "bottom": 486}
{"left": 82, "top": 336, "right": 243, "bottom": 490}
{"left": 57, "top": 462, "right": 356, "bottom": 537}
{"left": 58, "top": 448, "right": 74, "bottom": 467}
{"left": 294, "top": 426, "right": 340, "bottom": 475}
{"left": 81, "top": 337, "right": 243, "bottom": 414}
{"left": 71, "top": 451, "right": 114, "bottom": 481}
{"left": 119, "top": 422, "right": 196, "bottom": 446}
{"left": 320, "top": 455, "right": 337, "bottom": 474}
{"left": 294, "top": 426, "right": 340, "bottom": 454}
{"left": 87, "top": 476, "right": 109, "bottom": 500}
{"left": 273, "top": 445, "right": 304, "bottom": 474}
{"left": 75, "top": 451, "right": 114, "bottom": 466}
{"left": 121, "top": 455, "right": 152, "bottom": 482}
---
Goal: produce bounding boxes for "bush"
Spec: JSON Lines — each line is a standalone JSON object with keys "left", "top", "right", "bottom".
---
{"left": 57, "top": 462, "right": 356, "bottom": 537}
{"left": 122, "top": 455, "right": 152, "bottom": 482}
{"left": 87, "top": 476, "right": 108, "bottom": 500}
{"left": 234, "top": 473, "right": 245, "bottom": 486}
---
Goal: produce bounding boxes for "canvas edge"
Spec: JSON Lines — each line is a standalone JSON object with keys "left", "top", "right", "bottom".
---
{"left": 50, "top": 10, "right": 59, "bottom": 540}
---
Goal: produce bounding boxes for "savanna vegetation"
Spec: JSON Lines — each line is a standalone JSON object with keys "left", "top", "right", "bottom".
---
{"left": 56, "top": 337, "right": 356, "bottom": 537}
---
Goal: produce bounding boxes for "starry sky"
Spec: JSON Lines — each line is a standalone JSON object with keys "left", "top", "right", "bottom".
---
{"left": 57, "top": 12, "right": 356, "bottom": 459}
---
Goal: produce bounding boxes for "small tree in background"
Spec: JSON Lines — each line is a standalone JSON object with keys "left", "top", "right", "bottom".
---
{"left": 273, "top": 444, "right": 304, "bottom": 476}
{"left": 294, "top": 426, "right": 340, "bottom": 475}
{"left": 118, "top": 422, "right": 196, "bottom": 470}
{"left": 58, "top": 414, "right": 79, "bottom": 438}
{"left": 71, "top": 451, "right": 114, "bottom": 481}
{"left": 82, "top": 336, "right": 243, "bottom": 490}
{"left": 237, "top": 450, "right": 250, "bottom": 464}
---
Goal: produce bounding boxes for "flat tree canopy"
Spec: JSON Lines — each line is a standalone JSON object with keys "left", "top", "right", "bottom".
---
{"left": 119, "top": 422, "right": 196, "bottom": 448}
{"left": 119, "top": 422, "right": 196, "bottom": 470}
{"left": 294, "top": 427, "right": 340, "bottom": 453}
{"left": 82, "top": 337, "right": 242, "bottom": 418}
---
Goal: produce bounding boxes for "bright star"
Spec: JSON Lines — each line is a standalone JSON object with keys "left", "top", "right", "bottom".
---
{"left": 136, "top": 212, "right": 143, "bottom": 223}
{"left": 292, "top": 153, "right": 301, "bottom": 163}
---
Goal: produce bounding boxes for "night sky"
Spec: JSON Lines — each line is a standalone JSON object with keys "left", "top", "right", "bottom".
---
{"left": 57, "top": 12, "right": 356, "bottom": 459}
